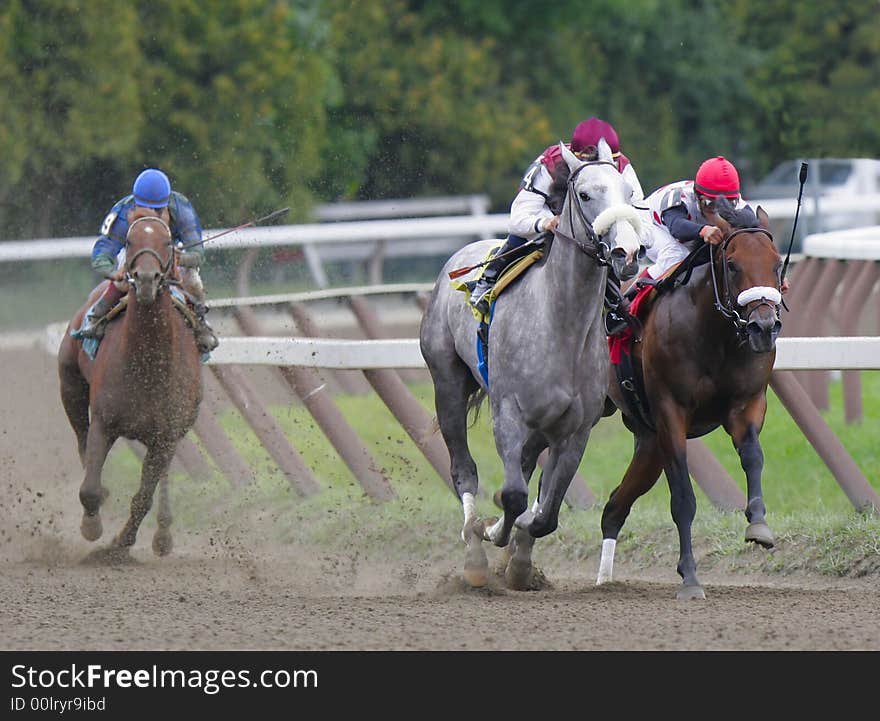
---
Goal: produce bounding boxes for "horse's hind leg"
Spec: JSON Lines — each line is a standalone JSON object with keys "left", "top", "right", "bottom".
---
{"left": 59, "top": 348, "right": 90, "bottom": 464}
{"left": 79, "top": 418, "right": 116, "bottom": 541}
{"left": 657, "top": 423, "right": 704, "bottom": 600}
{"left": 428, "top": 359, "right": 486, "bottom": 586}
{"left": 152, "top": 474, "right": 173, "bottom": 556}
{"left": 114, "top": 441, "right": 175, "bottom": 550}
{"left": 597, "top": 430, "right": 663, "bottom": 584}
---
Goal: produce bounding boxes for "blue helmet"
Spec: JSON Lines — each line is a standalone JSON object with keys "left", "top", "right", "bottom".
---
{"left": 132, "top": 168, "right": 172, "bottom": 208}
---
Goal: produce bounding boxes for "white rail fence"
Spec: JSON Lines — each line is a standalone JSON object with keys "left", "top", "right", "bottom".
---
{"left": 5, "top": 193, "right": 880, "bottom": 286}
{"left": 40, "top": 324, "right": 880, "bottom": 371}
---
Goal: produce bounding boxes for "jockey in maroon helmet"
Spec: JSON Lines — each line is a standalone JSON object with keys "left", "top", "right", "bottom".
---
{"left": 470, "top": 117, "right": 644, "bottom": 317}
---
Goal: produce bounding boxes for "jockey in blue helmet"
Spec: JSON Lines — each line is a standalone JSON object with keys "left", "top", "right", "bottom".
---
{"left": 77, "top": 168, "right": 219, "bottom": 354}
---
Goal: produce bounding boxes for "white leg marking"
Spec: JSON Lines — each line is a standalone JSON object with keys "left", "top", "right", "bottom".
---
{"left": 486, "top": 516, "right": 505, "bottom": 544}
{"left": 461, "top": 492, "right": 476, "bottom": 542}
{"left": 596, "top": 538, "right": 617, "bottom": 585}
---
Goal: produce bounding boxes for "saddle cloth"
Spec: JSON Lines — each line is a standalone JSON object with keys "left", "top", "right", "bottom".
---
{"left": 452, "top": 244, "right": 545, "bottom": 325}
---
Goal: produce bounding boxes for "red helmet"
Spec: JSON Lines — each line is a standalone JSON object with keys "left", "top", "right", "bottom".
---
{"left": 694, "top": 156, "right": 740, "bottom": 199}
{"left": 571, "top": 117, "right": 620, "bottom": 156}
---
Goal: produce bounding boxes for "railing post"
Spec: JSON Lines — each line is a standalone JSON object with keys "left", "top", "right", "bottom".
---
{"left": 288, "top": 301, "right": 372, "bottom": 396}
{"left": 770, "top": 370, "right": 879, "bottom": 513}
{"left": 195, "top": 369, "right": 255, "bottom": 487}
{"left": 210, "top": 365, "right": 321, "bottom": 497}
{"left": 233, "top": 306, "right": 396, "bottom": 502}
{"left": 794, "top": 259, "right": 845, "bottom": 409}
{"left": 839, "top": 261, "right": 879, "bottom": 423}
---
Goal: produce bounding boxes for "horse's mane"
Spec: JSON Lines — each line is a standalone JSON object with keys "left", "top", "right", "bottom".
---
{"left": 548, "top": 160, "right": 571, "bottom": 214}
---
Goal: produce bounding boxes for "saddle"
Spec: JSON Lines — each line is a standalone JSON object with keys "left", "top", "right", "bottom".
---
{"left": 70, "top": 290, "right": 203, "bottom": 362}
{"left": 452, "top": 242, "right": 546, "bottom": 386}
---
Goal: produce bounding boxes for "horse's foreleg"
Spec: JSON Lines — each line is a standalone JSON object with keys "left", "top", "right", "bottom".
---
{"left": 152, "top": 474, "right": 174, "bottom": 557}
{"left": 114, "top": 442, "right": 175, "bottom": 549}
{"left": 727, "top": 403, "right": 774, "bottom": 548}
{"left": 526, "top": 431, "right": 592, "bottom": 539}
{"left": 597, "top": 431, "right": 663, "bottom": 584}
{"left": 79, "top": 419, "right": 115, "bottom": 542}
{"left": 655, "top": 408, "right": 704, "bottom": 600}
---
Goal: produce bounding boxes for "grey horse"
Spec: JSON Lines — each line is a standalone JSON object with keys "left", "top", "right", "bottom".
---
{"left": 419, "top": 139, "right": 644, "bottom": 588}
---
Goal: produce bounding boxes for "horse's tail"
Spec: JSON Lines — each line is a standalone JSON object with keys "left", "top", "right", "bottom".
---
{"left": 466, "top": 386, "right": 487, "bottom": 427}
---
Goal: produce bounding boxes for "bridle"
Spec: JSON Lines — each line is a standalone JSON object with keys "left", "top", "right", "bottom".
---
{"left": 709, "top": 227, "right": 782, "bottom": 340}
{"left": 124, "top": 216, "right": 177, "bottom": 289}
{"left": 554, "top": 159, "right": 624, "bottom": 266}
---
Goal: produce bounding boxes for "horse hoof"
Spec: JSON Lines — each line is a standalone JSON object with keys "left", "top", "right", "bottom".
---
{"left": 745, "top": 522, "right": 775, "bottom": 548}
{"left": 152, "top": 530, "right": 173, "bottom": 557}
{"left": 505, "top": 557, "right": 532, "bottom": 591}
{"left": 463, "top": 539, "right": 489, "bottom": 588}
{"left": 676, "top": 584, "right": 706, "bottom": 601}
{"left": 81, "top": 514, "right": 103, "bottom": 542}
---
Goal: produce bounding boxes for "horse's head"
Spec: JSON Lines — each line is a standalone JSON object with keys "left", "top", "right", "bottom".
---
{"left": 709, "top": 201, "right": 782, "bottom": 353}
{"left": 559, "top": 139, "right": 643, "bottom": 280}
{"left": 124, "top": 206, "right": 175, "bottom": 305}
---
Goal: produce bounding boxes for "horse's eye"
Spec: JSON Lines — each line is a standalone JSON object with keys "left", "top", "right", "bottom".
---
{"left": 579, "top": 191, "right": 590, "bottom": 202}
{"left": 728, "top": 262, "right": 739, "bottom": 274}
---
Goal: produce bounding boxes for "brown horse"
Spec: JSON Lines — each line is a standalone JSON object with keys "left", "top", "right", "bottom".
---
{"left": 58, "top": 207, "right": 203, "bottom": 556}
{"left": 597, "top": 203, "right": 782, "bottom": 599}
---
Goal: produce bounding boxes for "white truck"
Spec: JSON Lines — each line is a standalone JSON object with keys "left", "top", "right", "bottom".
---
{"left": 748, "top": 158, "right": 880, "bottom": 248}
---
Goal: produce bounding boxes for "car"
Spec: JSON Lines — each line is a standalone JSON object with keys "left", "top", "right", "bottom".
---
{"left": 747, "top": 158, "right": 880, "bottom": 249}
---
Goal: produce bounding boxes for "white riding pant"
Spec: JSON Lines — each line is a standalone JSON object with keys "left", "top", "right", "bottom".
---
{"left": 643, "top": 225, "right": 692, "bottom": 279}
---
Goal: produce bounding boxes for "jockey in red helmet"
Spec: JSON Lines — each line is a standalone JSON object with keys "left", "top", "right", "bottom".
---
{"left": 642, "top": 156, "right": 746, "bottom": 280}
{"left": 469, "top": 117, "right": 644, "bottom": 317}
{"left": 75, "top": 168, "right": 219, "bottom": 355}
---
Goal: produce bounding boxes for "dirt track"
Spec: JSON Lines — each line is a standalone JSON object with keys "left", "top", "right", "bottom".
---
{"left": 2, "top": 343, "right": 879, "bottom": 651}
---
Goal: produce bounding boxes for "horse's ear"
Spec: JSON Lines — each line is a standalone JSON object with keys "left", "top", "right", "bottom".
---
{"left": 756, "top": 204, "right": 770, "bottom": 230}
{"left": 703, "top": 205, "right": 732, "bottom": 235}
{"left": 597, "top": 137, "right": 613, "bottom": 163}
{"left": 560, "top": 142, "right": 581, "bottom": 173}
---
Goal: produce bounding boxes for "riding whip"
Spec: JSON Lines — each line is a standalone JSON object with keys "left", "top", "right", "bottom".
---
{"left": 179, "top": 206, "right": 290, "bottom": 250}
{"left": 780, "top": 162, "right": 808, "bottom": 284}
{"left": 447, "top": 234, "right": 548, "bottom": 280}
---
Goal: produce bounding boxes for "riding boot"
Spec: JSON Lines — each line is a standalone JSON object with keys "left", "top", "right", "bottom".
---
{"left": 603, "top": 276, "right": 630, "bottom": 337}
{"left": 78, "top": 283, "right": 124, "bottom": 339}
{"left": 191, "top": 303, "right": 219, "bottom": 354}
{"left": 469, "top": 234, "right": 530, "bottom": 316}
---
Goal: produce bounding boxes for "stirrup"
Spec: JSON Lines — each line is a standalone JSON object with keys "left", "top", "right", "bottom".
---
{"left": 77, "top": 304, "right": 110, "bottom": 339}
{"left": 471, "top": 288, "right": 493, "bottom": 316}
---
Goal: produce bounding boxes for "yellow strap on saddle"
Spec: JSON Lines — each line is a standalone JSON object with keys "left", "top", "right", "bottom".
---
{"left": 452, "top": 247, "right": 545, "bottom": 323}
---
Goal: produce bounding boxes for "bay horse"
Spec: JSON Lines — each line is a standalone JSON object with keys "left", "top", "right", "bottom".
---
{"left": 58, "top": 206, "right": 203, "bottom": 556}
{"left": 420, "top": 139, "right": 644, "bottom": 589}
{"left": 597, "top": 201, "right": 782, "bottom": 599}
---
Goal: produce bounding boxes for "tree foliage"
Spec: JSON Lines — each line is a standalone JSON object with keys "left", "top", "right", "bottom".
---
{"left": 0, "top": 0, "right": 878, "bottom": 240}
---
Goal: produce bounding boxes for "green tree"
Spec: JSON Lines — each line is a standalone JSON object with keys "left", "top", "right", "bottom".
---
{"left": 315, "top": 0, "right": 550, "bottom": 208}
